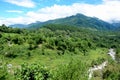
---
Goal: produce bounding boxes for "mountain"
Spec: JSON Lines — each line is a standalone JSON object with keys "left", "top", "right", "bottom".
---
{"left": 46, "top": 14, "right": 113, "bottom": 30}
{"left": 10, "top": 13, "right": 115, "bottom": 30}
{"left": 27, "top": 21, "right": 44, "bottom": 28}
{"left": 9, "top": 24, "right": 27, "bottom": 28}
{"left": 112, "top": 22, "right": 120, "bottom": 31}
{"left": 117, "top": 27, "right": 120, "bottom": 31}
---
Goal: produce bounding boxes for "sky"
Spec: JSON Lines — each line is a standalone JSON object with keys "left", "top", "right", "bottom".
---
{"left": 0, "top": 0, "right": 120, "bottom": 25}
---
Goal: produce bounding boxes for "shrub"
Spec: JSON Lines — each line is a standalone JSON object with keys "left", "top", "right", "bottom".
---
{"left": 0, "top": 58, "right": 7, "bottom": 80}
{"left": 0, "top": 34, "right": 2, "bottom": 38}
{"left": 14, "top": 63, "right": 51, "bottom": 80}
{"left": 4, "top": 52, "right": 17, "bottom": 58}
{"left": 52, "top": 59, "right": 88, "bottom": 80}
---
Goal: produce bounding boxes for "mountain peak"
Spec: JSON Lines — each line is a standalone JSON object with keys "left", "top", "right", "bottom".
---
{"left": 10, "top": 13, "right": 115, "bottom": 30}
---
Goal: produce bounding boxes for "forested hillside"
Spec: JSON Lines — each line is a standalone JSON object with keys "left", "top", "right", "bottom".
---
{"left": 0, "top": 24, "right": 120, "bottom": 80}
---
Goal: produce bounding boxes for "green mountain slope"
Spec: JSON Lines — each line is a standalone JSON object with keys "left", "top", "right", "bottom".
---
{"left": 43, "top": 14, "right": 114, "bottom": 30}
{"left": 9, "top": 24, "right": 27, "bottom": 28}
{"left": 112, "top": 22, "right": 120, "bottom": 31}
{"left": 10, "top": 13, "right": 115, "bottom": 30}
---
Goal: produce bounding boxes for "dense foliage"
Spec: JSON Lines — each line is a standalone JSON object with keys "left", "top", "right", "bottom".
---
{"left": 0, "top": 24, "right": 120, "bottom": 80}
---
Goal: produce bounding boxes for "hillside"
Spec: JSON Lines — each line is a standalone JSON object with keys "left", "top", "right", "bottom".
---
{"left": 9, "top": 24, "right": 27, "bottom": 28}
{"left": 44, "top": 14, "right": 114, "bottom": 30}
{"left": 10, "top": 14, "right": 115, "bottom": 30}
{"left": 112, "top": 22, "right": 120, "bottom": 31}
{"left": 0, "top": 24, "right": 120, "bottom": 80}
{"left": 1, "top": 0, "right": 120, "bottom": 79}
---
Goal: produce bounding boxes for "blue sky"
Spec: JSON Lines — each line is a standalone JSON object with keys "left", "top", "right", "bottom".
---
{"left": 0, "top": 0, "right": 120, "bottom": 25}
{"left": 0, "top": 0, "right": 102, "bottom": 18}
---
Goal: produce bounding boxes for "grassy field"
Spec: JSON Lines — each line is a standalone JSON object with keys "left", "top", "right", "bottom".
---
{"left": 2, "top": 48, "right": 108, "bottom": 67}
{"left": 0, "top": 48, "right": 110, "bottom": 80}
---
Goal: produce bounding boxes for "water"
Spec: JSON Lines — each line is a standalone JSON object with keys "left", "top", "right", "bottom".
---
{"left": 88, "top": 61, "right": 108, "bottom": 80}
{"left": 107, "top": 48, "right": 116, "bottom": 60}
{"left": 88, "top": 49, "right": 116, "bottom": 80}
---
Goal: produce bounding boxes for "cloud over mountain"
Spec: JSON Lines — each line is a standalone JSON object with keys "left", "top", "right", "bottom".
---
{"left": 0, "top": 0, "right": 120, "bottom": 25}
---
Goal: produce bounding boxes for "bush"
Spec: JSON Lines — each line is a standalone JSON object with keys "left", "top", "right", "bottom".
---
{"left": 52, "top": 59, "right": 88, "bottom": 80}
{"left": 102, "top": 63, "right": 120, "bottom": 80}
{"left": 0, "top": 66, "right": 7, "bottom": 80}
{"left": 0, "top": 34, "right": 2, "bottom": 38}
{"left": 4, "top": 52, "right": 17, "bottom": 58}
{"left": 0, "top": 58, "right": 7, "bottom": 80}
{"left": 14, "top": 63, "right": 51, "bottom": 80}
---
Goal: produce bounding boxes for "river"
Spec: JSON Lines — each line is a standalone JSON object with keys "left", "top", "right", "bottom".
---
{"left": 88, "top": 48, "right": 116, "bottom": 80}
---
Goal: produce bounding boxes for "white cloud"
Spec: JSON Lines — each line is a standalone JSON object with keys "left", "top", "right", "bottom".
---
{"left": 1, "top": 0, "right": 120, "bottom": 25}
{"left": 0, "top": 17, "right": 28, "bottom": 25}
{"left": 4, "top": 0, "right": 35, "bottom": 8}
{"left": 26, "top": 0, "right": 120, "bottom": 23}
{"left": 6, "top": 10, "right": 23, "bottom": 13}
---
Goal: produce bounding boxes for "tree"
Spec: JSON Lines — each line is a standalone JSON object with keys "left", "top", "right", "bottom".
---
{"left": 15, "top": 63, "right": 51, "bottom": 80}
{"left": 0, "top": 33, "right": 2, "bottom": 38}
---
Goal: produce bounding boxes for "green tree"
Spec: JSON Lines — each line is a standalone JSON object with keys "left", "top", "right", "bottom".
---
{"left": 15, "top": 63, "right": 51, "bottom": 80}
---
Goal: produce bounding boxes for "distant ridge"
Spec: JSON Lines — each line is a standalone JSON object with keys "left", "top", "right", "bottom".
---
{"left": 9, "top": 24, "right": 27, "bottom": 28}
{"left": 112, "top": 22, "right": 120, "bottom": 31}
{"left": 9, "top": 13, "right": 116, "bottom": 30}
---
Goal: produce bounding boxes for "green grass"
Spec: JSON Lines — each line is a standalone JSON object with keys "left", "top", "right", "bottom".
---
{"left": 1, "top": 48, "right": 108, "bottom": 69}
{"left": 0, "top": 48, "right": 116, "bottom": 80}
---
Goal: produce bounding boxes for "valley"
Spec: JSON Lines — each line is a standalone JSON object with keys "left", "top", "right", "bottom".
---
{"left": 0, "top": 22, "right": 120, "bottom": 80}
{"left": 0, "top": 0, "right": 120, "bottom": 79}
